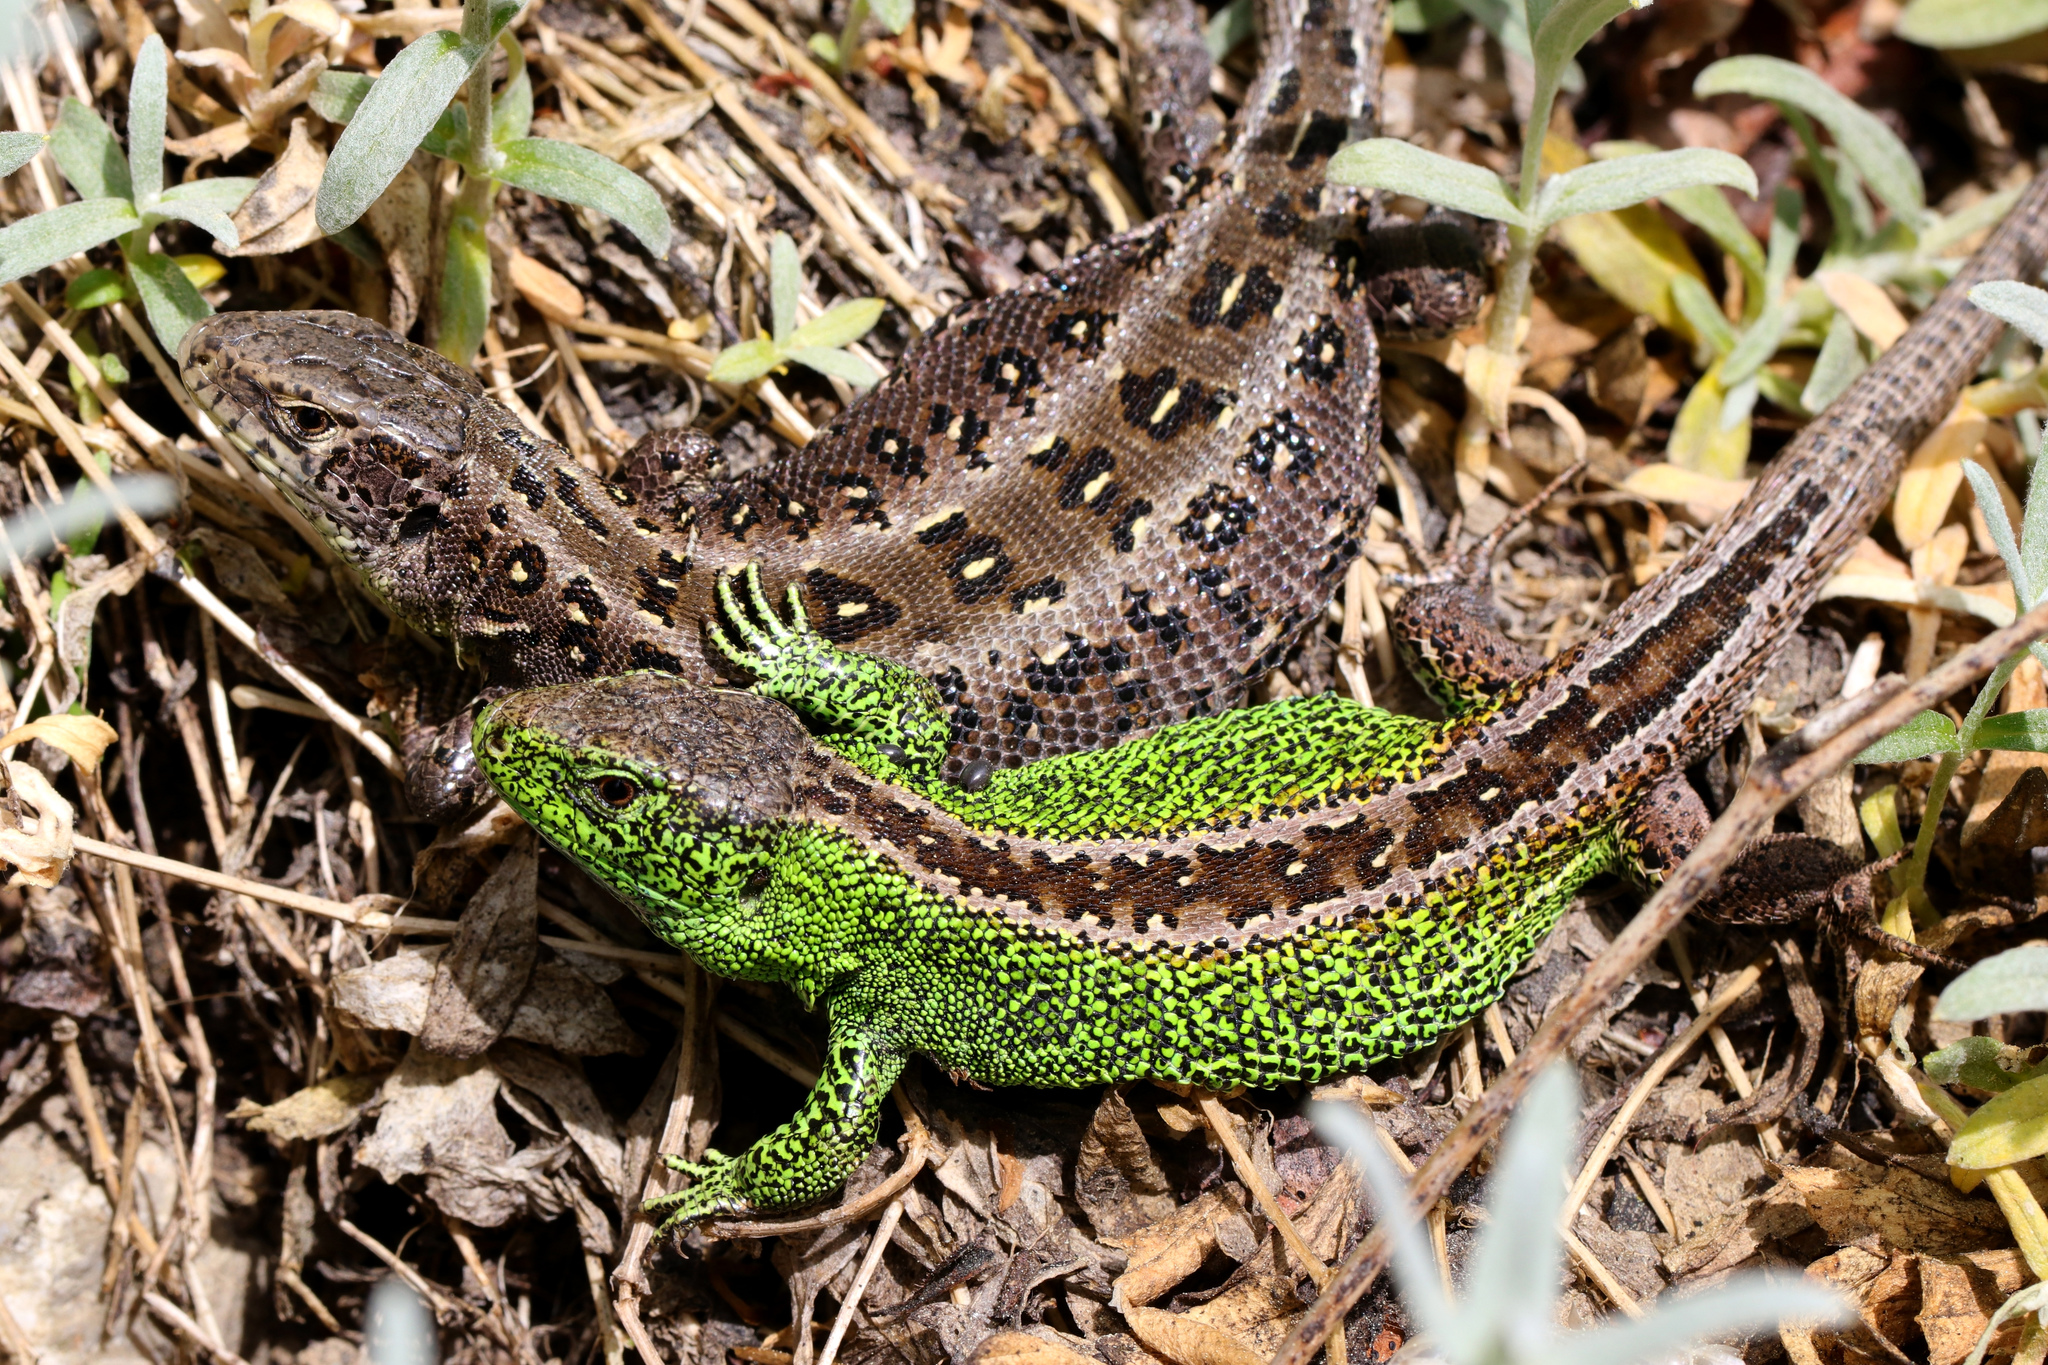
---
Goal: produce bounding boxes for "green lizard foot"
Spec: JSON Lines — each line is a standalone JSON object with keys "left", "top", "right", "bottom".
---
{"left": 707, "top": 563, "right": 952, "bottom": 776}
{"left": 645, "top": 1151, "right": 754, "bottom": 1231}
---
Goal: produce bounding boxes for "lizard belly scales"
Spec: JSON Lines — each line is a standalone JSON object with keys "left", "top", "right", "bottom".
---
{"left": 475, "top": 175, "right": 2048, "bottom": 1225}
{"left": 177, "top": 0, "right": 1407, "bottom": 776}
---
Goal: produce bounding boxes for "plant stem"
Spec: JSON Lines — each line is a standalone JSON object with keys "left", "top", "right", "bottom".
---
{"left": 462, "top": 0, "right": 496, "bottom": 172}
{"left": 837, "top": 0, "right": 871, "bottom": 74}
{"left": 1898, "top": 650, "right": 2026, "bottom": 905}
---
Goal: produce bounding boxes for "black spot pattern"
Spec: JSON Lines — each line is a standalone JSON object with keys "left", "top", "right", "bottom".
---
{"left": 806, "top": 568, "right": 902, "bottom": 641}
{"left": 1289, "top": 318, "right": 1347, "bottom": 385}
{"left": 503, "top": 541, "right": 546, "bottom": 595}
{"left": 978, "top": 348, "right": 1044, "bottom": 409}
{"left": 1010, "top": 575, "right": 1067, "bottom": 614}
{"left": 1175, "top": 484, "right": 1259, "bottom": 551}
{"left": 1058, "top": 448, "right": 1120, "bottom": 511}
{"left": 950, "top": 534, "right": 1013, "bottom": 604}
{"left": 1189, "top": 263, "right": 1285, "bottom": 331}
{"left": 1120, "top": 368, "right": 1204, "bottom": 442}
{"left": 1241, "top": 410, "right": 1320, "bottom": 479}
{"left": 1111, "top": 499, "right": 1154, "bottom": 553}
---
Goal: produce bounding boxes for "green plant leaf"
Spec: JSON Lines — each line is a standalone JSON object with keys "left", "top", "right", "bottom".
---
{"left": 1897, "top": 0, "right": 2048, "bottom": 48}
{"left": 1935, "top": 942, "right": 2048, "bottom": 1021}
{"left": 1962, "top": 1285, "right": 2048, "bottom": 1365}
{"left": 435, "top": 213, "right": 491, "bottom": 363}
{"left": 494, "top": 68, "right": 533, "bottom": 144}
{"left": 1205, "top": 0, "right": 1256, "bottom": 55}
{"left": 317, "top": 30, "right": 481, "bottom": 235}
{"left": 128, "top": 35, "right": 169, "bottom": 210}
{"left": 1327, "top": 139, "right": 1526, "bottom": 226}
{"left": 0, "top": 197, "right": 139, "bottom": 283}
{"left": 1589, "top": 154, "right": 1763, "bottom": 303}
{"left": 1924, "top": 1036, "right": 2048, "bottom": 1094}
{"left": 1923, "top": 186, "right": 2024, "bottom": 257}
{"left": 786, "top": 296, "right": 884, "bottom": 351}
{"left": 1948, "top": 1072, "right": 2048, "bottom": 1169}
{"left": 1976, "top": 709, "right": 2048, "bottom": 752}
{"left": 155, "top": 177, "right": 259, "bottom": 248}
{"left": 1572, "top": 1281, "right": 1853, "bottom": 1365}
{"left": 1668, "top": 272, "right": 1736, "bottom": 357}
{"left": 48, "top": 98, "right": 128, "bottom": 201}
{"left": 1962, "top": 459, "right": 2027, "bottom": 602}
{"left": 1527, "top": 0, "right": 1637, "bottom": 168}
{"left": 65, "top": 266, "right": 129, "bottom": 309}
{"left": 0, "top": 131, "right": 42, "bottom": 179}
{"left": 705, "top": 337, "right": 782, "bottom": 385}
{"left": 1668, "top": 362, "right": 1750, "bottom": 478}
{"left": 1533, "top": 148, "right": 1757, "bottom": 231}
{"left": 309, "top": 69, "right": 372, "bottom": 123}
{"left": 786, "top": 345, "right": 880, "bottom": 387}
{"left": 127, "top": 247, "right": 213, "bottom": 351}
{"left": 2023, "top": 422, "right": 2048, "bottom": 607}
{"left": 1971, "top": 280, "right": 2048, "bottom": 352}
{"left": 493, "top": 137, "right": 671, "bottom": 257}
{"left": 1694, "top": 56, "right": 1923, "bottom": 229}
{"left": 1721, "top": 303, "right": 1788, "bottom": 387}
{"left": 871, "top": 0, "right": 914, "bottom": 33}
{"left": 768, "top": 231, "right": 800, "bottom": 345}
{"left": 1856, "top": 708, "right": 1961, "bottom": 764}
{"left": 1800, "top": 310, "right": 1865, "bottom": 413}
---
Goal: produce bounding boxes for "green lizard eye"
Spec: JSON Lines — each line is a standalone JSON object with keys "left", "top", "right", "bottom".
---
{"left": 594, "top": 775, "right": 640, "bottom": 808}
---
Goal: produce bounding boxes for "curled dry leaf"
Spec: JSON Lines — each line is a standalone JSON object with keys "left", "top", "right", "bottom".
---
{"left": 332, "top": 944, "right": 643, "bottom": 1056}
{"left": 225, "top": 117, "right": 328, "bottom": 256}
{"left": 0, "top": 712, "right": 118, "bottom": 773}
{"left": 1893, "top": 409, "right": 1988, "bottom": 553}
{"left": 969, "top": 1332, "right": 1104, "bottom": 1365}
{"left": 1123, "top": 1305, "right": 1266, "bottom": 1365}
{"left": 1819, "top": 271, "right": 1911, "bottom": 351}
{"left": 509, "top": 250, "right": 588, "bottom": 324}
{"left": 231, "top": 1069, "right": 389, "bottom": 1141}
{"left": 0, "top": 761, "right": 78, "bottom": 889}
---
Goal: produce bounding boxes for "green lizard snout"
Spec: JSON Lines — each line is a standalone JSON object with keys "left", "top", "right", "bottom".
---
{"left": 476, "top": 672, "right": 814, "bottom": 926}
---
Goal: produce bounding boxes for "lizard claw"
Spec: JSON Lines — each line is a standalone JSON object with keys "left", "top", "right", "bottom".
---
{"left": 709, "top": 564, "right": 799, "bottom": 672}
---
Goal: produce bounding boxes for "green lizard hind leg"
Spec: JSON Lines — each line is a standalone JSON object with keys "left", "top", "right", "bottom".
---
{"left": 708, "top": 564, "right": 951, "bottom": 775}
{"left": 645, "top": 1023, "right": 907, "bottom": 1232}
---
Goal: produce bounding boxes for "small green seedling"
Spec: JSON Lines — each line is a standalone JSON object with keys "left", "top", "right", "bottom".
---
{"left": 0, "top": 36, "right": 253, "bottom": 350}
{"left": 311, "top": 0, "right": 670, "bottom": 363}
{"left": 1324, "top": 0, "right": 1757, "bottom": 449}
{"left": 808, "top": 0, "right": 914, "bottom": 72}
{"left": 706, "top": 232, "right": 885, "bottom": 389}
{"left": 1314, "top": 1064, "right": 1850, "bottom": 1365}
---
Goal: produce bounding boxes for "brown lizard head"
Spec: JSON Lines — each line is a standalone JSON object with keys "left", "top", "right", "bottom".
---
{"left": 178, "top": 310, "right": 481, "bottom": 609}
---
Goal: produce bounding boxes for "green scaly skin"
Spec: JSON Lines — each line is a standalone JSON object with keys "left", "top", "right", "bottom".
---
{"left": 477, "top": 568, "right": 1616, "bottom": 1229}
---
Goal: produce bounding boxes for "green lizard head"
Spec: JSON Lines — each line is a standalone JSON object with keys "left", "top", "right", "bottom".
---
{"left": 177, "top": 311, "right": 480, "bottom": 622}
{"left": 475, "top": 672, "right": 813, "bottom": 946}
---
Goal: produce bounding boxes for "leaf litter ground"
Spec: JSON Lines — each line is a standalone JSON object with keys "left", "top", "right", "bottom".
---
{"left": 0, "top": 0, "right": 2045, "bottom": 1361}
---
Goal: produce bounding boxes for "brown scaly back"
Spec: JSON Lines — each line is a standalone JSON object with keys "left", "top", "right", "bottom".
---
{"left": 179, "top": 0, "right": 1463, "bottom": 783}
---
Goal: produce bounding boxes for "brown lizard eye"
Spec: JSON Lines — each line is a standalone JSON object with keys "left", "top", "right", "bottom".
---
{"left": 594, "top": 775, "right": 639, "bottom": 808}
{"left": 289, "top": 405, "right": 334, "bottom": 438}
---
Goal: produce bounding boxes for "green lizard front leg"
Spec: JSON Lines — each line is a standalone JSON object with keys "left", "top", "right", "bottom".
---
{"left": 709, "top": 564, "right": 952, "bottom": 778}
{"left": 649, "top": 1018, "right": 906, "bottom": 1231}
